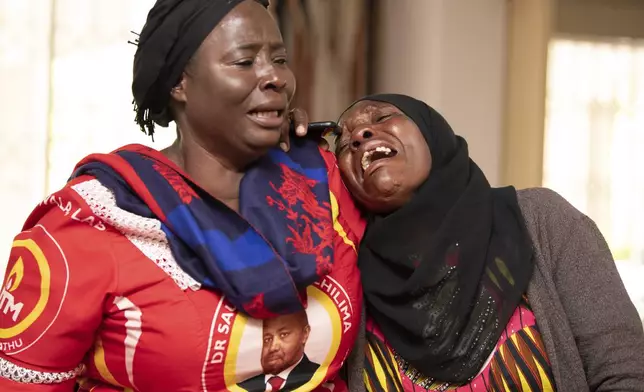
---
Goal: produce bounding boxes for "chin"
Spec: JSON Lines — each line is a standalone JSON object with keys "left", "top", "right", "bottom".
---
{"left": 263, "top": 364, "right": 283, "bottom": 375}
{"left": 355, "top": 194, "right": 394, "bottom": 215}
{"left": 246, "top": 134, "right": 281, "bottom": 151}
{"left": 358, "top": 183, "right": 411, "bottom": 214}
{"left": 366, "top": 202, "right": 398, "bottom": 215}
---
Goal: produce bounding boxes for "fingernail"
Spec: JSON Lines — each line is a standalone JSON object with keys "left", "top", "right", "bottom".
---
{"left": 297, "top": 125, "right": 306, "bottom": 135}
{"left": 279, "top": 142, "right": 288, "bottom": 151}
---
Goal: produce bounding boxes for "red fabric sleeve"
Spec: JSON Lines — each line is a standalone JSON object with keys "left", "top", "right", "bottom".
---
{"left": 0, "top": 180, "right": 118, "bottom": 391}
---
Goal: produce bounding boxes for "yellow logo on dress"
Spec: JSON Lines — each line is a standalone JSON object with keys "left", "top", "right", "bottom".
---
{"left": 0, "top": 239, "right": 51, "bottom": 338}
{"left": 0, "top": 225, "right": 70, "bottom": 355}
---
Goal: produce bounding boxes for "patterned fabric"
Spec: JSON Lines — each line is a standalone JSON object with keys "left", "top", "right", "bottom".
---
{"left": 0, "top": 357, "right": 84, "bottom": 384}
{"left": 70, "top": 141, "right": 333, "bottom": 318}
{"left": 364, "top": 299, "right": 556, "bottom": 392}
{"left": 0, "top": 146, "right": 365, "bottom": 391}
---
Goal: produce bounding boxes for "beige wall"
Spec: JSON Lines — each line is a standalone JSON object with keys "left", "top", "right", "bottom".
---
{"left": 373, "top": 0, "right": 557, "bottom": 189}
{"left": 373, "top": 0, "right": 508, "bottom": 186}
{"left": 502, "top": 0, "right": 553, "bottom": 189}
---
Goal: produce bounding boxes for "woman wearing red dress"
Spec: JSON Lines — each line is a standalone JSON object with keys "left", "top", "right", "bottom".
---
{"left": 0, "top": 1, "right": 364, "bottom": 391}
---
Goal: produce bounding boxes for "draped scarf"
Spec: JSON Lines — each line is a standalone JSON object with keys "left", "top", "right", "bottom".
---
{"left": 70, "top": 139, "right": 333, "bottom": 318}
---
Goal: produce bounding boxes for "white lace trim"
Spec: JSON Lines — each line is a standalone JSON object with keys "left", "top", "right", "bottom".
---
{"left": 71, "top": 179, "right": 201, "bottom": 291}
{"left": 0, "top": 357, "right": 84, "bottom": 384}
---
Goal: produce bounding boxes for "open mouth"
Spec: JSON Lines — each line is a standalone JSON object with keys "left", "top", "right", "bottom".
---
{"left": 248, "top": 110, "right": 284, "bottom": 119}
{"left": 361, "top": 146, "right": 398, "bottom": 172}
{"left": 247, "top": 109, "right": 286, "bottom": 129}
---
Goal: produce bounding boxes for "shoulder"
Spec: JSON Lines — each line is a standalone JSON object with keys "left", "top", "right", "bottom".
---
{"left": 12, "top": 175, "right": 125, "bottom": 283}
{"left": 515, "top": 187, "right": 591, "bottom": 243}
{"left": 515, "top": 187, "right": 610, "bottom": 271}
{"left": 318, "top": 147, "right": 337, "bottom": 168}
{"left": 319, "top": 148, "right": 366, "bottom": 239}
{"left": 296, "top": 354, "right": 321, "bottom": 373}
{"left": 516, "top": 187, "right": 586, "bottom": 223}
{"left": 25, "top": 175, "right": 113, "bottom": 234}
{"left": 238, "top": 373, "right": 264, "bottom": 388}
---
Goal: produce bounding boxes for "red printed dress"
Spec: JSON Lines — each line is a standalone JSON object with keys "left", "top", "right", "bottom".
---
{"left": 0, "top": 146, "right": 365, "bottom": 392}
{"left": 364, "top": 298, "right": 557, "bottom": 391}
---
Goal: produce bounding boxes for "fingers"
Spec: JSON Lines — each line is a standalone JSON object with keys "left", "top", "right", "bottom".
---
{"left": 279, "top": 108, "right": 311, "bottom": 152}
{"left": 279, "top": 125, "right": 290, "bottom": 152}
{"left": 290, "top": 108, "right": 309, "bottom": 137}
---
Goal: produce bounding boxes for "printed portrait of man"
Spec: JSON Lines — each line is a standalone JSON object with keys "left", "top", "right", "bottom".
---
{"left": 239, "top": 310, "right": 320, "bottom": 391}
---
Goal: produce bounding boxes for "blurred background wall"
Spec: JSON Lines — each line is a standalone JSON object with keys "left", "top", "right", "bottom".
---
{"left": 1, "top": 0, "right": 643, "bottom": 318}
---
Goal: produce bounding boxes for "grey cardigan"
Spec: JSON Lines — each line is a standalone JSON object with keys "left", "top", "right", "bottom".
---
{"left": 347, "top": 188, "right": 644, "bottom": 391}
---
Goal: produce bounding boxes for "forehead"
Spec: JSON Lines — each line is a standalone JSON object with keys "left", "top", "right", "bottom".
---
{"left": 198, "top": 1, "right": 283, "bottom": 55}
{"left": 339, "top": 100, "right": 398, "bottom": 126}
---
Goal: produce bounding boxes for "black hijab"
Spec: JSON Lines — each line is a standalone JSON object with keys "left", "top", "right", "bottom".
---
{"left": 131, "top": 0, "right": 269, "bottom": 137}
{"left": 357, "top": 94, "right": 534, "bottom": 384}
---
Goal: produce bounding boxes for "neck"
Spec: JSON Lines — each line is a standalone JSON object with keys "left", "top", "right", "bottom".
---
{"left": 162, "top": 133, "right": 246, "bottom": 212}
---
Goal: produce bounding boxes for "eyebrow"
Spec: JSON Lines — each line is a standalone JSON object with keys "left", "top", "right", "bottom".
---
{"left": 233, "top": 42, "right": 286, "bottom": 51}
{"left": 339, "top": 104, "right": 382, "bottom": 130}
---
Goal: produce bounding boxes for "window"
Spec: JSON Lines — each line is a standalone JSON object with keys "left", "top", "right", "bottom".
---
{"left": 544, "top": 38, "right": 644, "bottom": 316}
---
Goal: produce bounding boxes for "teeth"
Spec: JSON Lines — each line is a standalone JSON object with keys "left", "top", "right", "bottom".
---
{"left": 361, "top": 146, "right": 394, "bottom": 172}
{"left": 375, "top": 146, "right": 391, "bottom": 153}
{"left": 251, "top": 111, "right": 279, "bottom": 118}
{"left": 361, "top": 151, "right": 372, "bottom": 171}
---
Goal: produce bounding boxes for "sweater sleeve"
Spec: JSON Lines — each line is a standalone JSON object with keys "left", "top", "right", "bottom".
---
{"left": 536, "top": 188, "right": 644, "bottom": 391}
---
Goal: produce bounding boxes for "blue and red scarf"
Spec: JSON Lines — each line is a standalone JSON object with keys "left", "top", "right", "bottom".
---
{"left": 70, "top": 139, "right": 333, "bottom": 318}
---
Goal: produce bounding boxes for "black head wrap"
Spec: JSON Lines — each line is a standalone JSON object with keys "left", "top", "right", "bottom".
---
{"left": 355, "top": 94, "right": 534, "bottom": 384}
{"left": 132, "top": 0, "right": 269, "bottom": 137}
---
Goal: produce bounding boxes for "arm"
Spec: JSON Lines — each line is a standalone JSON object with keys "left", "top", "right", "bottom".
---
{"left": 539, "top": 189, "right": 644, "bottom": 390}
{"left": 0, "top": 183, "right": 117, "bottom": 391}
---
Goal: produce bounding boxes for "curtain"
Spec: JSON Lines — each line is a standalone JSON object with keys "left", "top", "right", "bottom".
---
{"left": 544, "top": 38, "right": 644, "bottom": 316}
{"left": 270, "top": 0, "right": 374, "bottom": 121}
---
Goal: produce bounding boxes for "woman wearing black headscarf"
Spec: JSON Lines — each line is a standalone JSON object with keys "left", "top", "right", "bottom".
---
{"left": 0, "top": 1, "right": 365, "bottom": 391}
{"left": 333, "top": 94, "right": 644, "bottom": 391}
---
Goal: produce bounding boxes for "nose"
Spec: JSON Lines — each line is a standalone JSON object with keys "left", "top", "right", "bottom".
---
{"left": 268, "top": 339, "right": 281, "bottom": 352}
{"left": 259, "top": 69, "right": 287, "bottom": 92}
{"left": 349, "top": 126, "right": 374, "bottom": 150}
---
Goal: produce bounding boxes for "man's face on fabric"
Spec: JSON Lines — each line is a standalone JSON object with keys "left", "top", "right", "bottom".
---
{"left": 260, "top": 312, "right": 310, "bottom": 375}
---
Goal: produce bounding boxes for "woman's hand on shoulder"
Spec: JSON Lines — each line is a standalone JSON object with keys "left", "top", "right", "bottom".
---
{"left": 278, "top": 108, "right": 330, "bottom": 152}
{"left": 279, "top": 108, "right": 309, "bottom": 152}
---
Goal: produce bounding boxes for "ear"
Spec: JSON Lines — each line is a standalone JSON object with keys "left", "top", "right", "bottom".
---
{"left": 302, "top": 324, "right": 311, "bottom": 344}
{"left": 170, "top": 73, "right": 189, "bottom": 103}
